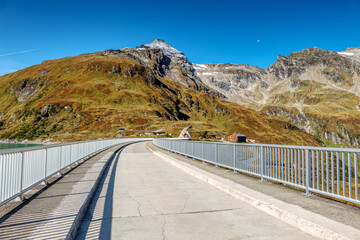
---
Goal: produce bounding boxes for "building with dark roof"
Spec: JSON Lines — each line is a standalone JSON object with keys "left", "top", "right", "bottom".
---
{"left": 226, "top": 133, "right": 246, "bottom": 143}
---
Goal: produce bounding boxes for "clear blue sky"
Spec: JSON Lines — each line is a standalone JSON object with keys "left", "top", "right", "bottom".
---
{"left": 0, "top": 0, "right": 359, "bottom": 76}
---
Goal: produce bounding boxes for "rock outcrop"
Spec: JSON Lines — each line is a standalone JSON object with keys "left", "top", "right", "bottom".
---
{"left": 194, "top": 47, "right": 360, "bottom": 146}
{"left": 99, "top": 39, "right": 225, "bottom": 98}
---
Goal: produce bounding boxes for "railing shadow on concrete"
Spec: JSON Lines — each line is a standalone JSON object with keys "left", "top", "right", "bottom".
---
{"left": 0, "top": 204, "right": 78, "bottom": 239}
{"left": 154, "top": 138, "right": 360, "bottom": 206}
{"left": 76, "top": 147, "right": 122, "bottom": 240}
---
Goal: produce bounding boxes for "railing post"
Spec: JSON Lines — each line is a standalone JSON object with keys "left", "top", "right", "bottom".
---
{"left": 19, "top": 152, "right": 25, "bottom": 201}
{"left": 233, "top": 144, "right": 237, "bottom": 173}
{"left": 184, "top": 141, "right": 187, "bottom": 155}
{"left": 76, "top": 143, "right": 80, "bottom": 164}
{"left": 68, "top": 145, "right": 72, "bottom": 169}
{"left": 202, "top": 141, "right": 204, "bottom": 162}
{"left": 192, "top": 141, "right": 195, "bottom": 158}
{"left": 57, "top": 146, "right": 63, "bottom": 176}
{"left": 305, "top": 149, "right": 311, "bottom": 196}
{"left": 215, "top": 143, "right": 218, "bottom": 167}
{"left": 261, "top": 146, "right": 265, "bottom": 181}
{"left": 42, "top": 148, "right": 48, "bottom": 185}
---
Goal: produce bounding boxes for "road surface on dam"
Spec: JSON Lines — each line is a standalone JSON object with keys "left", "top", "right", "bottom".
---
{"left": 76, "top": 142, "right": 314, "bottom": 239}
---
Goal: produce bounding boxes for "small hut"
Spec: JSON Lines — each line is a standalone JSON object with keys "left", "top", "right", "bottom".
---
{"left": 226, "top": 133, "right": 246, "bottom": 143}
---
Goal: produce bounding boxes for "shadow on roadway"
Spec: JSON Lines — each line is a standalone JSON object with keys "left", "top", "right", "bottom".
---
{"left": 76, "top": 148, "right": 122, "bottom": 240}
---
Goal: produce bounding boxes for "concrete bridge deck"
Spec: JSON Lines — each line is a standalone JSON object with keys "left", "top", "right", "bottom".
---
{"left": 1, "top": 141, "right": 359, "bottom": 239}
{"left": 76, "top": 142, "right": 314, "bottom": 239}
{"left": 149, "top": 143, "right": 360, "bottom": 226}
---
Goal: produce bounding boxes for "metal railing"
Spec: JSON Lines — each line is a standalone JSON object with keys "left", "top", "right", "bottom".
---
{"left": 0, "top": 138, "right": 147, "bottom": 206}
{"left": 154, "top": 139, "right": 360, "bottom": 205}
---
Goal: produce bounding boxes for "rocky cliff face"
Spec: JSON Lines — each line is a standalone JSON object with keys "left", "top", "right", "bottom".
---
{"left": 98, "top": 39, "right": 224, "bottom": 98}
{"left": 194, "top": 46, "right": 360, "bottom": 146}
{"left": 193, "top": 63, "right": 268, "bottom": 104}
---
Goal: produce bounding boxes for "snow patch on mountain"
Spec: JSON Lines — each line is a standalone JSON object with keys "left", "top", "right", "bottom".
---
{"left": 137, "top": 39, "right": 183, "bottom": 55}
{"left": 338, "top": 52, "right": 355, "bottom": 56}
{"left": 201, "top": 72, "right": 214, "bottom": 75}
{"left": 193, "top": 64, "right": 208, "bottom": 70}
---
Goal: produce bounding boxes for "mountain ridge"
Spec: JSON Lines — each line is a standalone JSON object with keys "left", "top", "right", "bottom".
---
{"left": 192, "top": 45, "right": 360, "bottom": 146}
{"left": 105, "top": 39, "right": 360, "bottom": 146}
{"left": 1, "top": 39, "right": 358, "bottom": 146}
{"left": 0, "top": 41, "right": 319, "bottom": 146}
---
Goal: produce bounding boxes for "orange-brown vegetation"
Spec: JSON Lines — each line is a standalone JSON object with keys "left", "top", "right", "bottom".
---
{"left": 0, "top": 53, "right": 320, "bottom": 145}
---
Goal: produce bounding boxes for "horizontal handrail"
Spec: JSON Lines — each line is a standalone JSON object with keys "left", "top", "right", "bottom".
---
{"left": 0, "top": 139, "right": 127, "bottom": 154}
{"left": 0, "top": 138, "right": 149, "bottom": 206}
{"left": 153, "top": 138, "right": 360, "bottom": 205}
{"left": 196, "top": 141, "right": 360, "bottom": 153}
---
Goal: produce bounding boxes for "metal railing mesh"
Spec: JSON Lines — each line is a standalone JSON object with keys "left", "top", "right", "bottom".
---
{"left": 0, "top": 138, "right": 146, "bottom": 206}
{"left": 153, "top": 139, "right": 360, "bottom": 205}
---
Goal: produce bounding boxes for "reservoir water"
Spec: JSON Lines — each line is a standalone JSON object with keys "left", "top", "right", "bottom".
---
{"left": 0, "top": 143, "right": 40, "bottom": 150}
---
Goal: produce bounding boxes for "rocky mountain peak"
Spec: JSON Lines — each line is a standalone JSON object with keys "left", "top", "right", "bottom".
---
{"left": 146, "top": 39, "right": 178, "bottom": 50}
{"left": 97, "top": 40, "right": 360, "bottom": 147}
{"left": 98, "top": 39, "right": 222, "bottom": 95}
{"left": 344, "top": 46, "right": 360, "bottom": 52}
{"left": 338, "top": 47, "right": 360, "bottom": 58}
{"left": 136, "top": 39, "right": 184, "bottom": 57}
{"left": 266, "top": 46, "right": 358, "bottom": 81}
{"left": 193, "top": 44, "right": 360, "bottom": 146}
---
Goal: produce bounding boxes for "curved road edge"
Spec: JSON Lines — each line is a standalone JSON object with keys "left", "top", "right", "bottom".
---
{"left": 0, "top": 140, "right": 150, "bottom": 240}
{"left": 67, "top": 140, "right": 149, "bottom": 240}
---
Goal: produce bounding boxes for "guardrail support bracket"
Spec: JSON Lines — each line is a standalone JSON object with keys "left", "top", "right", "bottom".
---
{"left": 14, "top": 195, "right": 24, "bottom": 202}
{"left": 40, "top": 180, "right": 48, "bottom": 186}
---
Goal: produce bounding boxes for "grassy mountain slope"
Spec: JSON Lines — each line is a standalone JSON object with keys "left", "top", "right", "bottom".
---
{"left": 0, "top": 53, "right": 319, "bottom": 145}
{"left": 196, "top": 46, "right": 360, "bottom": 147}
{"left": 259, "top": 48, "right": 360, "bottom": 146}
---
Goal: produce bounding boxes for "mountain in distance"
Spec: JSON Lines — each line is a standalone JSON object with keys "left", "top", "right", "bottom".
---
{"left": 194, "top": 46, "right": 360, "bottom": 146}
{"left": 102, "top": 39, "right": 360, "bottom": 147}
{"left": 0, "top": 39, "right": 319, "bottom": 145}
